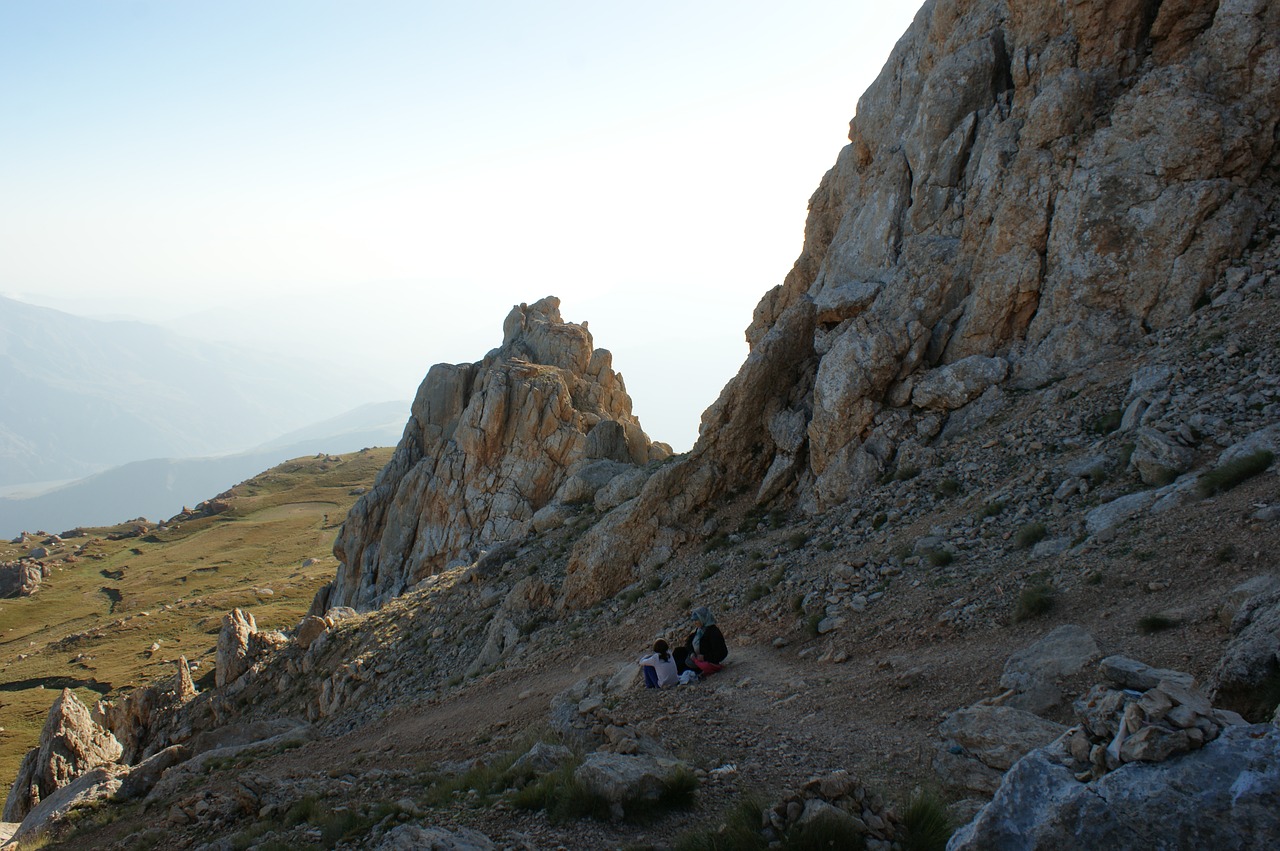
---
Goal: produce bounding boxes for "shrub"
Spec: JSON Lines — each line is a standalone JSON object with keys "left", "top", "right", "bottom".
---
{"left": 785, "top": 813, "right": 869, "bottom": 851}
{"left": 1014, "top": 522, "right": 1047, "bottom": 549}
{"left": 895, "top": 464, "right": 921, "bottom": 482}
{"left": 1215, "top": 544, "right": 1237, "bottom": 564}
{"left": 674, "top": 796, "right": 768, "bottom": 851}
{"left": 1090, "top": 409, "right": 1123, "bottom": 435}
{"left": 701, "top": 563, "right": 723, "bottom": 581}
{"left": 787, "top": 532, "right": 810, "bottom": 550}
{"left": 979, "top": 501, "right": 1005, "bottom": 518}
{"left": 1196, "top": 450, "right": 1274, "bottom": 498}
{"left": 1138, "top": 613, "right": 1178, "bottom": 634}
{"left": 871, "top": 513, "right": 888, "bottom": 530}
{"left": 805, "top": 613, "right": 823, "bottom": 638}
{"left": 899, "top": 789, "right": 953, "bottom": 851}
{"left": 926, "top": 549, "right": 954, "bottom": 567}
{"left": 1013, "top": 583, "right": 1055, "bottom": 622}
{"left": 934, "top": 478, "right": 961, "bottom": 498}
{"left": 1084, "top": 570, "right": 1104, "bottom": 586}
{"left": 747, "top": 584, "right": 768, "bottom": 603}
{"left": 703, "top": 534, "right": 730, "bottom": 553}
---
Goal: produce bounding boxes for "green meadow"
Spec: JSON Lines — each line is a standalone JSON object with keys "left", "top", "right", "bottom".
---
{"left": 0, "top": 448, "right": 393, "bottom": 785}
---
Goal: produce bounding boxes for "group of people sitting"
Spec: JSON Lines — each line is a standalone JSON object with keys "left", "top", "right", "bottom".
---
{"left": 638, "top": 606, "right": 728, "bottom": 688}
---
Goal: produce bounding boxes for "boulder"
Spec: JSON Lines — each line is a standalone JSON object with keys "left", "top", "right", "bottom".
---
{"left": 911, "top": 356, "right": 1009, "bottom": 411}
{"left": 2, "top": 689, "right": 123, "bottom": 823}
{"left": 374, "top": 824, "right": 495, "bottom": 851}
{"left": 573, "top": 752, "right": 688, "bottom": 807}
{"left": 508, "top": 742, "right": 574, "bottom": 782}
{"left": 935, "top": 705, "right": 1067, "bottom": 794}
{"left": 294, "top": 615, "right": 329, "bottom": 649}
{"left": 216, "top": 608, "right": 257, "bottom": 687}
{"left": 1209, "top": 587, "right": 1280, "bottom": 722}
{"left": 1099, "top": 655, "right": 1195, "bottom": 693}
{"left": 10, "top": 765, "right": 125, "bottom": 845}
{"left": 999, "top": 625, "right": 1100, "bottom": 715}
{"left": 0, "top": 562, "right": 42, "bottom": 598}
{"left": 1130, "top": 428, "right": 1195, "bottom": 485}
{"left": 948, "top": 725, "right": 1280, "bottom": 850}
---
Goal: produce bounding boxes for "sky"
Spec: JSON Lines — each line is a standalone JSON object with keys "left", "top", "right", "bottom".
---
{"left": 0, "top": 1, "right": 925, "bottom": 452}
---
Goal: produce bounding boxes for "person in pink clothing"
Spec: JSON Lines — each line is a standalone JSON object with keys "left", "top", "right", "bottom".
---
{"left": 638, "top": 639, "right": 679, "bottom": 688}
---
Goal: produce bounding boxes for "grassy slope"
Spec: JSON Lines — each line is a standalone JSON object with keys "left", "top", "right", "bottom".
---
{"left": 0, "top": 448, "right": 392, "bottom": 785}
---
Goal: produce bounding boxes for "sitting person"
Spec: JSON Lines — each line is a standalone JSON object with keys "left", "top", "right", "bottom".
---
{"left": 675, "top": 606, "right": 728, "bottom": 675}
{"left": 638, "top": 639, "right": 679, "bottom": 688}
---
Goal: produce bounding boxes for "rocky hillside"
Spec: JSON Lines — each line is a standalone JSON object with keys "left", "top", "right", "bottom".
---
{"left": 3, "top": 0, "right": 1279, "bottom": 849}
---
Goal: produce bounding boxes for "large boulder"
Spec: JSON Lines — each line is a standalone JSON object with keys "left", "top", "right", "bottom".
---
{"left": 323, "top": 297, "right": 668, "bottom": 612}
{"left": 1209, "top": 586, "right": 1280, "bottom": 721}
{"left": 2, "top": 689, "right": 123, "bottom": 823}
{"left": 0, "top": 562, "right": 42, "bottom": 598}
{"left": 999, "top": 625, "right": 1101, "bottom": 715}
{"left": 935, "top": 704, "right": 1068, "bottom": 794}
{"left": 948, "top": 724, "right": 1280, "bottom": 850}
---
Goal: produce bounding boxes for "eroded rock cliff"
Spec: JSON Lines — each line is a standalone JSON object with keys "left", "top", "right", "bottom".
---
{"left": 319, "top": 296, "right": 668, "bottom": 612}
{"left": 561, "top": 0, "right": 1279, "bottom": 607}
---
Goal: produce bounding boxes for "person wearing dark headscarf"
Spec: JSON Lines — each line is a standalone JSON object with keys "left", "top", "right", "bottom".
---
{"left": 675, "top": 606, "right": 728, "bottom": 675}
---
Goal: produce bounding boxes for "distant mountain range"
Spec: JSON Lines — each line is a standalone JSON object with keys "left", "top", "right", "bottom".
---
{"left": 0, "top": 401, "right": 408, "bottom": 536}
{"left": 0, "top": 295, "right": 398, "bottom": 488}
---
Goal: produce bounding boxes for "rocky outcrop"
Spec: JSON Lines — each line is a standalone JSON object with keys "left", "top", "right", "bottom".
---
{"left": 320, "top": 297, "right": 668, "bottom": 612}
{"left": 3, "top": 689, "right": 123, "bottom": 823}
{"left": 0, "top": 561, "right": 43, "bottom": 598}
{"left": 1209, "top": 585, "right": 1280, "bottom": 721}
{"left": 561, "top": 0, "right": 1280, "bottom": 606}
{"left": 948, "top": 724, "right": 1280, "bottom": 850}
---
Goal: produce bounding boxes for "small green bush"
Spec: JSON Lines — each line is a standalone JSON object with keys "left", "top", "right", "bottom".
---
{"left": 899, "top": 789, "right": 953, "bottom": 851}
{"left": 1014, "top": 522, "right": 1047, "bottom": 549}
{"left": 701, "top": 563, "right": 723, "bottom": 580}
{"left": 934, "top": 478, "right": 961, "bottom": 498}
{"left": 926, "top": 549, "right": 954, "bottom": 567}
{"left": 980, "top": 501, "right": 1006, "bottom": 518}
{"left": 787, "top": 532, "right": 810, "bottom": 550}
{"left": 1084, "top": 570, "right": 1104, "bottom": 586}
{"left": 1138, "top": 613, "right": 1178, "bottom": 635}
{"left": 805, "top": 613, "right": 823, "bottom": 638}
{"left": 895, "top": 464, "right": 921, "bottom": 482}
{"left": 1215, "top": 544, "right": 1237, "bottom": 564}
{"left": 871, "top": 513, "right": 888, "bottom": 530}
{"left": 785, "top": 812, "right": 869, "bottom": 851}
{"left": 1196, "top": 450, "right": 1274, "bottom": 498}
{"left": 1090, "top": 409, "right": 1123, "bottom": 435}
{"left": 704, "top": 534, "right": 730, "bottom": 553}
{"left": 1013, "top": 583, "right": 1055, "bottom": 622}
{"left": 747, "top": 583, "right": 768, "bottom": 603}
{"left": 674, "top": 796, "right": 768, "bottom": 851}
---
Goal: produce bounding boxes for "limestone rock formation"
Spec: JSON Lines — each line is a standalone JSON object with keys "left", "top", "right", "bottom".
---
{"left": 0, "top": 562, "right": 42, "bottom": 598}
{"left": 948, "top": 724, "right": 1280, "bottom": 850}
{"left": 3, "top": 689, "right": 123, "bottom": 823}
{"left": 1209, "top": 585, "right": 1280, "bottom": 721}
{"left": 561, "top": 0, "right": 1280, "bottom": 607}
{"left": 319, "top": 296, "right": 668, "bottom": 612}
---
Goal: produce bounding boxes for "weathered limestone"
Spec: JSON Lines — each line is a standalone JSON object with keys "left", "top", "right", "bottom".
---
{"left": 321, "top": 297, "right": 668, "bottom": 612}
{"left": 2, "top": 689, "right": 123, "bottom": 823}
{"left": 948, "top": 724, "right": 1280, "bottom": 850}
{"left": 558, "top": 0, "right": 1279, "bottom": 602}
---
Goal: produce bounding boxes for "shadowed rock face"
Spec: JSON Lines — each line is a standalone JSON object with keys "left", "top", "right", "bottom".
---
{"left": 322, "top": 297, "right": 668, "bottom": 612}
{"left": 560, "top": 0, "right": 1279, "bottom": 607}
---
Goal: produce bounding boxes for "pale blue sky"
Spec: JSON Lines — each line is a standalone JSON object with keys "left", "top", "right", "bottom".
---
{"left": 1, "top": 1, "right": 924, "bottom": 451}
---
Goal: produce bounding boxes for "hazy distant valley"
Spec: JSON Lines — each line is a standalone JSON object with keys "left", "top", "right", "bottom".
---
{"left": 0, "top": 296, "right": 408, "bottom": 534}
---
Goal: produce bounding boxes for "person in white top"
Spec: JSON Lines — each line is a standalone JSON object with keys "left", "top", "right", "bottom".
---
{"left": 638, "top": 639, "right": 679, "bottom": 688}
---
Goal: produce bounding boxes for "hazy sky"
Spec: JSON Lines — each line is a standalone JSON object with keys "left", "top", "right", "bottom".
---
{"left": 1, "top": 1, "right": 924, "bottom": 452}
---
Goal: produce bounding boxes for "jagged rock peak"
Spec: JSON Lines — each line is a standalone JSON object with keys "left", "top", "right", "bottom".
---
{"left": 318, "top": 296, "right": 670, "bottom": 613}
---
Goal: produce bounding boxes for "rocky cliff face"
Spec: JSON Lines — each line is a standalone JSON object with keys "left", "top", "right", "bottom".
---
{"left": 561, "top": 0, "right": 1279, "bottom": 607}
{"left": 319, "top": 296, "right": 669, "bottom": 612}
